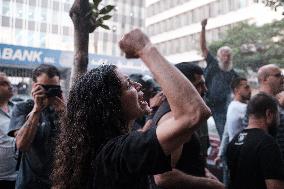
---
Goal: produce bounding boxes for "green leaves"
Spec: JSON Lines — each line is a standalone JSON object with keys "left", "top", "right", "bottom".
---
{"left": 99, "top": 5, "right": 115, "bottom": 14}
{"left": 101, "top": 15, "right": 112, "bottom": 20}
{"left": 263, "top": 0, "right": 284, "bottom": 13}
{"left": 85, "top": 1, "right": 115, "bottom": 32}
{"left": 92, "top": 0, "right": 102, "bottom": 10}
{"left": 100, "top": 24, "right": 110, "bottom": 30}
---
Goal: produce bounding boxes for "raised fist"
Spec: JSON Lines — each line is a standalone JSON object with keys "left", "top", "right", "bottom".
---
{"left": 119, "top": 29, "right": 151, "bottom": 58}
{"left": 201, "top": 19, "right": 207, "bottom": 28}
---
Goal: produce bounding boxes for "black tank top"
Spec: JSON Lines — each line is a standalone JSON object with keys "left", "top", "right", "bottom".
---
{"left": 151, "top": 100, "right": 206, "bottom": 176}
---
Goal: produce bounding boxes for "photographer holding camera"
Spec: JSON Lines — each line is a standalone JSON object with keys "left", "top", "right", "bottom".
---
{"left": 7, "top": 64, "right": 65, "bottom": 189}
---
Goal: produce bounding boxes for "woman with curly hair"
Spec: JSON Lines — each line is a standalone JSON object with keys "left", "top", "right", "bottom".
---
{"left": 51, "top": 29, "right": 211, "bottom": 189}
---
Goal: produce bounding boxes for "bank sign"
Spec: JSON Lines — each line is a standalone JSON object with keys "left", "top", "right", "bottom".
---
{"left": 0, "top": 44, "right": 63, "bottom": 67}
{"left": 0, "top": 44, "right": 146, "bottom": 72}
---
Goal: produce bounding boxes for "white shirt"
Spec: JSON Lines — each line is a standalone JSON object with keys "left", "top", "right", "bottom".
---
{"left": 226, "top": 100, "right": 247, "bottom": 141}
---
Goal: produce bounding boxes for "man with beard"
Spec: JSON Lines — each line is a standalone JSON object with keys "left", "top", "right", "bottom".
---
{"left": 226, "top": 77, "right": 251, "bottom": 141}
{"left": 226, "top": 93, "right": 284, "bottom": 189}
{"left": 151, "top": 63, "right": 224, "bottom": 189}
{"left": 215, "top": 77, "right": 251, "bottom": 186}
{"left": 257, "top": 64, "right": 284, "bottom": 160}
{"left": 200, "top": 19, "right": 238, "bottom": 138}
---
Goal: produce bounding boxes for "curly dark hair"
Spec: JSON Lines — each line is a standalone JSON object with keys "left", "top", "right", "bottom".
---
{"left": 51, "top": 65, "right": 128, "bottom": 189}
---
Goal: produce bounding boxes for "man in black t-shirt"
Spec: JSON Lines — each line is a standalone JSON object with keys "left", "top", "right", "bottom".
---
{"left": 151, "top": 63, "right": 224, "bottom": 189}
{"left": 227, "top": 93, "right": 284, "bottom": 189}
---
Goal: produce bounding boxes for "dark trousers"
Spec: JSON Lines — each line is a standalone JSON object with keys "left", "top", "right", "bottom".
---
{"left": 0, "top": 180, "right": 15, "bottom": 189}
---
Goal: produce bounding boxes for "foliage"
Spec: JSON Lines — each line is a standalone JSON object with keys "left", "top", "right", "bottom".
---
{"left": 262, "top": 0, "right": 284, "bottom": 12}
{"left": 208, "top": 19, "right": 284, "bottom": 72}
{"left": 86, "top": 0, "right": 115, "bottom": 32}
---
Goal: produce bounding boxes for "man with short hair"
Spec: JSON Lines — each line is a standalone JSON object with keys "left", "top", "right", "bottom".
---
{"left": 227, "top": 93, "right": 284, "bottom": 189}
{"left": 151, "top": 63, "right": 224, "bottom": 189}
{"left": 215, "top": 77, "right": 251, "bottom": 186}
{"left": 258, "top": 64, "right": 284, "bottom": 96}
{"left": 0, "top": 72, "right": 16, "bottom": 189}
{"left": 200, "top": 19, "right": 238, "bottom": 138}
{"left": 257, "top": 64, "right": 284, "bottom": 160}
{"left": 227, "top": 77, "right": 251, "bottom": 140}
{"left": 8, "top": 64, "right": 65, "bottom": 189}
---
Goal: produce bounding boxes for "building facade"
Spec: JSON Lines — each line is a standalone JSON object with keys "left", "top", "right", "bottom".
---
{"left": 90, "top": 0, "right": 145, "bottom": 56}
{"left": 0, "top": 0, "right": 74, "bottom": 51}
{"left": 145, "top": 0, "right": 282, "bottom": 63}
{"left": 0, "top": 0, "right": 146, "bottom": 97}
{"left": 0, "top": 0, "right": 145, "bottom": 56}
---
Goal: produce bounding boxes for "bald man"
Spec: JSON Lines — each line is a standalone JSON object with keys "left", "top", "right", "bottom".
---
{"left": 257, "top": 64, "right": 284, "bottom": 159}
{"left": 258, "top": 64, "right": 284, "bottom": 96}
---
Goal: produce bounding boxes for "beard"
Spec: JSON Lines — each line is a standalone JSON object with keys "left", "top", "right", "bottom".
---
{"left": 241, "top": 94, "right": 251, "bottom": 102}
{"left": 217, "top": 57, "right": 233, "bottom": 72}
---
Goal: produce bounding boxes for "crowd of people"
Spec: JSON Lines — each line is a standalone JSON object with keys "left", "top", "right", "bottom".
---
{"left": 0, "top": 19, "right": 284, "bottom": 189}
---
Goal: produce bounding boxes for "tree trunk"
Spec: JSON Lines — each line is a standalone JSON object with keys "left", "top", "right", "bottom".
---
{"left": 69, "top": 0, "right": 92, "bottom": 85}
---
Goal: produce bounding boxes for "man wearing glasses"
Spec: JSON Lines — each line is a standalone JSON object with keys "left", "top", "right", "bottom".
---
{"left": 0, "top": 72, "right": 17, "bottom": 189}
{"left": 257, "top": 64, "right": 284, "bottom": 159}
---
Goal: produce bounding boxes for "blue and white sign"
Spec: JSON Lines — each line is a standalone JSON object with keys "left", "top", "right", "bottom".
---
{"left": 0, "top": 44, "right": 62, "bottom": 67}
{"left": 0, "top": 43, "right": 147, "bottom": 73}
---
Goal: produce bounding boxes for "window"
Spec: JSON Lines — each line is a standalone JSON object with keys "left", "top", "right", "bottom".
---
{"left": 63, "top": 26, "right": 69, "bottom": 35}
{"left": 53, "top": 1, "right": 59, "bottom": 11}
{"left": 52, "top": 24, "right": 58, "bottom": 34}
{"left": 29, "top": 0, "right": 36, "bottom": 6}
{"left": 40, "top": 23, "right": 47, "bottom": 32}
{"left": 15, "top": 18, "right": 23, "bottom": 28}
{"left": 41, "top": 0, "right": 48, "bottom": 8}
{"left": 16, "top": 0, "right": 24, "bottom": 3}
{"left": 64, "top": 3, "right": 70, "bottom": 12}
{"left": 103, "top": 32, "right": 108, "bottom": 42}
{"left": 28, "top": 21, "right": 35, "bottom": 30}
{"left": 2, "top": 16, "right": 10, "bottom": 27}
{"left": 240, "top": 0, "right": 248, "bottom": 8}
{"left": 2, "top": 2, "right": 11, "bottom": 17}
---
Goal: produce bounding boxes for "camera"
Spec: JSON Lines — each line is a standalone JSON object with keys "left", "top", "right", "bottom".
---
{"left": 41, "top": 85, "right": 62, "bottom": 98}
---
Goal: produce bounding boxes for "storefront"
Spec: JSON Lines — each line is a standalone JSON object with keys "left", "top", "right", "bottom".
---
{"left": 0, "top": 43, "right": 147, "bottom": 99}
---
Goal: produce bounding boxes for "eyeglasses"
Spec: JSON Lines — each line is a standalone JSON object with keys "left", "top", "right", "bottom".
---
{"left": 270, "top": 73, "right": 284, "bottom": 78}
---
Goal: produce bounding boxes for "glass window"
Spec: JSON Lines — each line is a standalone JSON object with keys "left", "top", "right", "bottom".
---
{"left": 15, "top": 18, "right": 23, "bottom": 29}
{"left": 52, "top": 24, "right": 58, "bottom": 34}
{"left": 63, "top": 26, "right": 69, "bottom": 35}
{"left": 40, "top": 32, "right": 46, "bottom": 47}
{"left": 240, "top": 0, "right": 248, "bottom": 8}
{"left": 186, "top": 11, "right": 192, "bottom": 25}
{"left": 192, "top": 9, "right": 198, "bottom": 23}
{"left": 103, "top": 32, "right": 108, "bottom": 42}
{"left": 64, "top": 3, "right": 70, "bottom": 12}
{"left": 53, "top": 1, "right": 60, "bottom": 11}
{"left": 16, "top": 3, "right": 24, "bottom": 18}
{"left": 16, "top": 0, "right": 24, "bottom": 3}
{"left": 27, "top": 31, "right": 35, "bottom": 46}
{"left": 41, "top": 0, "right": 48, "bottom": 8}
{"left": 2, "top": 1, "right": 12, "bottom": 17}
{"left": 28, "top": 21, "right": 35, "bottom": 30}
{"left": 40, "top": 8, "right": 48, "bottom": 22}
{"left": 40, "top": 23, "right": 47, "bottom": 32}
{"left": 2, "top": 16, "right": 10, "bottom": 27}
{"left": 28, "top": 6, "right": 36, "bottom": 20}
{"left": 29, "top": 0, "right": 36, "bottom": 6}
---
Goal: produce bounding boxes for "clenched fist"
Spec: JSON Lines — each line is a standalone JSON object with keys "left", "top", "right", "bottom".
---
{"left": 119, "top": 29, "right": 151, "bottom": 58}
{"left": 201, "top": 19, "right": 207, "bottom": 28}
